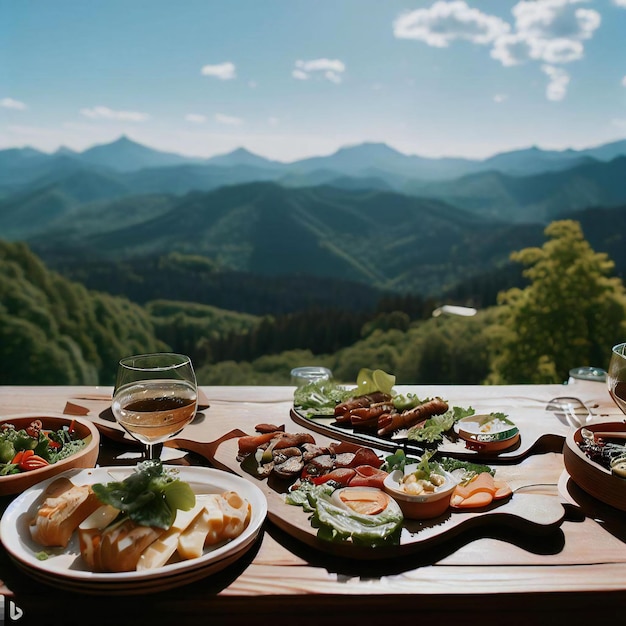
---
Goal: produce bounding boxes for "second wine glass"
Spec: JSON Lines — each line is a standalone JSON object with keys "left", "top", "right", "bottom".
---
{"left": 111, "top": 353, "right": 198, "bottom": 459}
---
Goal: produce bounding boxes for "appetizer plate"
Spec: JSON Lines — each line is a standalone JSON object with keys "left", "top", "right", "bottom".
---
{"left": 0, "top": 414, "right": 100, "bottom": 496}
{"left": 563, "top": 421, "right": 626, "bottom": 512}
{"left": 212, "top": 432, "right": 566, "bottom": 560}
{"left": 0, "top": 466, "right": 267, "bottom": 594}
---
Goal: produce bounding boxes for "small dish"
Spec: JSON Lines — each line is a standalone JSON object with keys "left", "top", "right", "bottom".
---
{"left": 383, "top": 463, "right": 457, "bottom": 519}
{"left": 0, "top": 414, "right": 99, "bottom": 496}
{"left": 456, "top": 414, "right": 520, "bottom": 453}
{"left": 563, "top": 421, "right": 626, "bottom": 512}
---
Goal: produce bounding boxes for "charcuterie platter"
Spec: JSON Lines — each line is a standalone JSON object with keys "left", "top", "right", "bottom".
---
{"left": 211, "top": 427, "right": 566, "bottom": 560}
{"left": 290, "top": 369, "right": 565, "bottom": 462}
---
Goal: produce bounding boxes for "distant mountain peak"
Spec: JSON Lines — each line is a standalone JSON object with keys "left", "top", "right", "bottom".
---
{"left": 54, "top": 146, "right": 78, "bottom": 156}
{"left": 335, "top": 142, "right": 405, "bottom": 156}
{"left": 206, "top": 146, "right": 280, "bottom": 168}
{"left": 78, "top": 135, "right": 193, "bottom": 172}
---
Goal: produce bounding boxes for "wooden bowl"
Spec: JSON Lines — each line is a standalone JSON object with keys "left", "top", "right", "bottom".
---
{"left": 0, "top": 414, "right": 100, "bottom": 497}
{"left": 563, "top": 421, "right": 626, "bottom": 512}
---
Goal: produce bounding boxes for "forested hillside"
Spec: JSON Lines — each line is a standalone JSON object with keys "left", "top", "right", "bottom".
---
{"left": 0, "top": 240, "right": 166, "bottom": 384}
{"left": 2, "top": 218, "right": 624, "bottom": 387}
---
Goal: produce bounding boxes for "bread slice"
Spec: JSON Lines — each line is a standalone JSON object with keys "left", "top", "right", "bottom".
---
{"left": 30, "top": 478, "right": 101, "bottom": 548}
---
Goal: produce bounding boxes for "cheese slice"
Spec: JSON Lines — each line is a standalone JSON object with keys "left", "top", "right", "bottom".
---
{"left": 218, "top": 491, "right": 251, "bottom": 540}
{"left": 136, "top": 501, "right": 206, "bottom": 571}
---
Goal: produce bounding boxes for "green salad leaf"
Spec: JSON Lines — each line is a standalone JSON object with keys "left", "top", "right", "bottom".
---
{"left": 286, "top": 481, "right": 403, "bottom": 546}
{"left": 284, "top": 482, "right": 334, "bottom": 512}
{"left": 438, "top": 456, "right": 494, "bottom": 485}
{"left": 293, "top": 380, "right": 352, "bottom": 416}
{"left": 92, "top": 460, "right": 195, "bottom": 529}
{"left": 312, "top": 493, "right": 403, "bottom": 546}
{"left": 293, "top": 368, "right": 397, "bottom": 418}
{"left": 407, "top": 405, "right": 475, "bottom": 443}
{"left": 392, "top": 392, "right": 427, "bottom": 412}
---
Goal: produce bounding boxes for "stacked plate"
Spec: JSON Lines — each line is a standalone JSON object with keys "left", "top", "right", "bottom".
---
{"left": 0, "top": 466, "right": 267, "bottom": 594}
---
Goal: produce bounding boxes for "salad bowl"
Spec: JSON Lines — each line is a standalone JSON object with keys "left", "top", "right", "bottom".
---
{"left": 0, "top": 414, "right": 99, "bottom": 496}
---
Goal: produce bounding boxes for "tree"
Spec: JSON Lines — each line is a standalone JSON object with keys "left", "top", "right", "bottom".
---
{"left": 488, "top": 220, "right": 626, "bottom": 384}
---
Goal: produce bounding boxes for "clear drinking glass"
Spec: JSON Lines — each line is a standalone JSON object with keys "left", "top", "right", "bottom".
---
{"left": 607, "top": 343, "right": 626, "bottom": 415}
{"left": 111, "top": 353, "right": 198, "bottom": 459}
{"left": 290, "top": 366, "right": 332, "bottom": 387}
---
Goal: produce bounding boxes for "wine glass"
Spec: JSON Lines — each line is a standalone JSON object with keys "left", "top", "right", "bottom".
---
{"left": 608, "top": 343, "right": 626, "bottom": 416}
{"left": 111, "top": 353, "right": 198, "bottom": 459}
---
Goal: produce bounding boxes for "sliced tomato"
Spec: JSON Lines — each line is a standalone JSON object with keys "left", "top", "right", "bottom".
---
{"left": 20, "top": 454, "right": 50, "bottom": 471}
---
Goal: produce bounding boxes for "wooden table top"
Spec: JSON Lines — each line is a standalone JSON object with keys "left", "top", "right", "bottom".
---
{"left": 1, "top": 381, "right": 625, "bottom": 626}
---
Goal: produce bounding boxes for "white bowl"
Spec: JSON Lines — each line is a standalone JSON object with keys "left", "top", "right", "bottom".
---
{"left": 456, "top": 414, "right": 520, "bottom": 453}
{"left": 383, "top": 463, "right": 457, "bottom": 519}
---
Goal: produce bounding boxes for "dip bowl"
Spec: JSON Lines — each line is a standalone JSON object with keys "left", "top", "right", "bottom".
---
{"left": 383, "top": 463, "right": 457, "bottom": 520}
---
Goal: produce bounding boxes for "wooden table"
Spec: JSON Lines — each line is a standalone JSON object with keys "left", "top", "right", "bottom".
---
{"left": 1, "top": 381, "right": 625, "bottom": 626}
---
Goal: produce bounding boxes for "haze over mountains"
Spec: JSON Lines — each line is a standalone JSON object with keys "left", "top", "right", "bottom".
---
{"left": 1, "top": 135, "right": 625, "bottom": 302}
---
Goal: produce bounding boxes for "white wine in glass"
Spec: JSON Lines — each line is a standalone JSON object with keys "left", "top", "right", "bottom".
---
{"left": 607, "top": 343, "right": 626, "bottom": 415}
{"left": 111, "top": 353, "right": 198, "bottom": 459}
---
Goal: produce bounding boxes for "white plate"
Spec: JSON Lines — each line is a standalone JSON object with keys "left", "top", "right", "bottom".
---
{"left": 0, "top": 465, "right": 267, "bottom": 591}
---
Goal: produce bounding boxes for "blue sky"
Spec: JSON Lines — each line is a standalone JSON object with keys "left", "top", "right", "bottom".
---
{"left": 1, "top": 0, "right": 625, "bottom": 162}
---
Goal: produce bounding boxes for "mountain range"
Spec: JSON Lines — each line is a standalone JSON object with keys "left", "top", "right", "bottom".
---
{"left": 1, "top": 135, "right": 625, "bottom": 299}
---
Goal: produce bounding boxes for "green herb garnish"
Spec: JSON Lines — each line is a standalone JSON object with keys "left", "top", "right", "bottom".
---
{"left": 92, "top": 460, "right": 195, "bottom": 529}
{"left": 407, "top": 405, "right": 475, "bottom": 443}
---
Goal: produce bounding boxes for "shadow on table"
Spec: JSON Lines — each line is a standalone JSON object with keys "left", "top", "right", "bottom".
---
{"left": 263, "top": 517, "right": 570, "bottom": 577}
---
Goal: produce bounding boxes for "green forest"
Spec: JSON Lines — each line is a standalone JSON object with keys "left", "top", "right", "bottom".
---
{"left": 1, "top": 219, "right": 625, "bottom": 387}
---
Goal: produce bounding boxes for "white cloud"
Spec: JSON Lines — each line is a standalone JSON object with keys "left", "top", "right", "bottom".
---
{"left": 1, "top": 97, "right": 27, "bottom": 110}
{"left": 80, "top": 106, "right": 149, "bottom": 121}
{"left": 393, "top": 1, "right": 510, "bottom": 48}
{"left": 293, "top": 58, "right": 346, "bottom": 83}
{"left": 394, "top": 1, "right": 601, "bottom": 102}
{"left": 185, "top": 114, "right": 206, "bottom": 123}
{"left": 493, "top": 93, "right": 508, "bottom": 103}
{"left": 496, "top": 0, "right": 601, "bottom": 66}
{"left": 530, "top": 37, "right": 584, "bottom": 63}
{"left": 622, "top": 76, "right": 626, "bottom": 87}
{"left": 296, "top": 59, "right": 345, "bottom": 73}
{"left": 614, "top": 0, "right": 626, "bottom": 7}
{"left": 268, "top": 117, "right": 279, "bottom": 127}
{"left": 201, "top": 62, "right": 236, "bottom": 80}
{"left": 215, "top": 113, "right": 243, "bottom": 126}
{"left": 612, "top": 118, "right": 626, "bottom": 129}
{"left": 542, "top": 64, "right": 570, "bottom": 100}
{"left": 491, "top": 33, "right": 533, "bottom": 66}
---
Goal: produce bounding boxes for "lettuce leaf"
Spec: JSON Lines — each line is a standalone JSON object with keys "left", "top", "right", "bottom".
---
{"left": 407, "top": 405, "right": 475, "bottom": 443}
{"left": 312, "top": 493, "right": 403, "bottom": 546}
{"left": 92, "top": 460, "right": 195, "bottom": 529}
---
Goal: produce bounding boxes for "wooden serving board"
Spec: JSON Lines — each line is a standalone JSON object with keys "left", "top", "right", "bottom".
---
{"left": 290, "top": 407, "right": 566, "bottom": 463}
{"left": 211, "top": 431, "right": 566, "bottom": 560}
